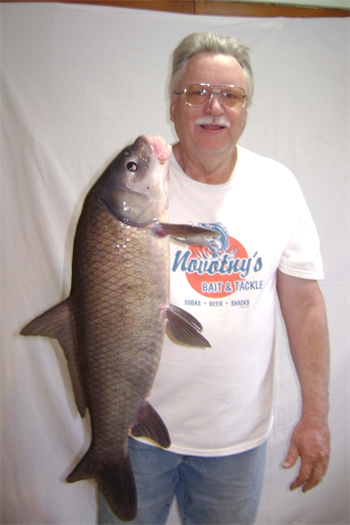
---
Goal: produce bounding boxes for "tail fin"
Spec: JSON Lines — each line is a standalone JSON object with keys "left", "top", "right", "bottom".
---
{"left": 67, "top": 447, "right": 137, "bottom": 522}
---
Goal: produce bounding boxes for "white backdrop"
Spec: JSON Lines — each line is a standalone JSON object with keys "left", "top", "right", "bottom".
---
{"left": 1, "top": 4, "right": 349, "bottom": 524}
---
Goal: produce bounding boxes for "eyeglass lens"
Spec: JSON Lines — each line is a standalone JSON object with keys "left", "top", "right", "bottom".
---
{"left": 185, "top": 84, "right": 246, "bottom": 109}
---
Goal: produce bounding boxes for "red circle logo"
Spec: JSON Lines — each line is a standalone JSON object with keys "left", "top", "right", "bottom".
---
{"left": 185, "top": 236, "right": 248, "bottom": 298}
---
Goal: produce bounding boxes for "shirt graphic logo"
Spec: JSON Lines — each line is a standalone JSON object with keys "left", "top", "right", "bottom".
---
{"left": 172, "top": 222, "right": 263, "bottom": 299}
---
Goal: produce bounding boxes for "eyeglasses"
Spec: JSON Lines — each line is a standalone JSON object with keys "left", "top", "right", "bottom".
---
{"left": 175, "top": 83, "right": 247, "bottom": 110}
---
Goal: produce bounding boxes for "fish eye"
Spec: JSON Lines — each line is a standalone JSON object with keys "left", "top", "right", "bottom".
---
{"left": 127, "top": 161, "right": 138, "bottom": 172}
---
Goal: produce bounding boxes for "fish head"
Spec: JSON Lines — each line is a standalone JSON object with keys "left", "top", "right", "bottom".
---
{"left": 100, "top": 135, "right": 171, "bottom": 227}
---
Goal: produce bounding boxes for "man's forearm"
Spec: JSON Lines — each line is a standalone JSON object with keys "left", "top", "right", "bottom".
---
{"left": 276, "top": 270, "right": 330, "bottom": 491}
{"left": 283, "top": 286, "right": 329, "bottom": 417}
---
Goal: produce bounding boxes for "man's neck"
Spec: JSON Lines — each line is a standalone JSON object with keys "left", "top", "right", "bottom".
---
{"left": 173, "top": 143, "right": 238, "bottom": 185}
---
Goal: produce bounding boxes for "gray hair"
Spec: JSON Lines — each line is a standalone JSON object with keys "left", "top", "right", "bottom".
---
{"left": 169, "top": 32, "right": 254, "bottom": 104}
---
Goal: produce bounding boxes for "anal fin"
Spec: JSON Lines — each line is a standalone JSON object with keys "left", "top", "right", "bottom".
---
{"left": 131, "top": 402, "right": 171, "bottom": 448}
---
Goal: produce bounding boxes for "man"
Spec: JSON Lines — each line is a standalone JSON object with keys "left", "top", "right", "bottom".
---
{"left": 99, "top": 32, "right": 330, "bottom": 525}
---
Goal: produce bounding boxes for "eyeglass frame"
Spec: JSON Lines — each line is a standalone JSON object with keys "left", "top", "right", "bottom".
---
{"left": 174, "top": 83, "right": 248, "bottom": 110}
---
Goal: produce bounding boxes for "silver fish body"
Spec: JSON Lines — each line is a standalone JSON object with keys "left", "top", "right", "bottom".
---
{"left": 21, "top": 135, "right": 218, "bottom": 521}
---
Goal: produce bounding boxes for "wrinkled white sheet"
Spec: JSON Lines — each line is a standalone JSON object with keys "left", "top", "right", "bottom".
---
{"left": 1, "top": 4, "right": 349, "bottom": 524}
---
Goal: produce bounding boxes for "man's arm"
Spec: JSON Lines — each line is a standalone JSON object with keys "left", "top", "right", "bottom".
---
{"left": 276, "top": 270, "right": 330, "bottom": 492}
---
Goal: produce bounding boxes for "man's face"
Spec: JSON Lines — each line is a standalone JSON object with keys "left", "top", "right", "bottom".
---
{"left": 170, "top": 52, "right": 248, "bottom": 159}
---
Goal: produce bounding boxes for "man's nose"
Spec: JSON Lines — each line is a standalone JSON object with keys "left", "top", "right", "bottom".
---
{"left": 205, "top": 92, "right": 224, "bottom": 114}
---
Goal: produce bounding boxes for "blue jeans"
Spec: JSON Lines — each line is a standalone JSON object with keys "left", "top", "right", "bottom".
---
{"left": 98, "top": 437, "right": 267, "bottom": 525}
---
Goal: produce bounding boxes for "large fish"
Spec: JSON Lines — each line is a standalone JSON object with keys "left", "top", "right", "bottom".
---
{"left": 21, "top": 135, "right": 218, "bottom": 522}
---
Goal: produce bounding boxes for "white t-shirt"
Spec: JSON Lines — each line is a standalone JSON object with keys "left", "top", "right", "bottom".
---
{"left": 146, "top": 146, "right": 324, "bottom": 457}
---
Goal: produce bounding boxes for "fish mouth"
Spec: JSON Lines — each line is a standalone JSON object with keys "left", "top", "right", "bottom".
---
{"left": 135, "top": 135, "right": 172, "bottom": 163}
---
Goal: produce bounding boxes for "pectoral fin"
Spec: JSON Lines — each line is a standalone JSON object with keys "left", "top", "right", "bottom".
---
{"left": 131, "top": 402, "right": 171, "bottom": 448}
{"left": 20, "top": 299, "right": 87, "bottom": 417}
{"left": 165, "top": 304, "right": 211, "bottom": 348}
{"left": 157, "top": 223, "right": 220, "bottom": 247}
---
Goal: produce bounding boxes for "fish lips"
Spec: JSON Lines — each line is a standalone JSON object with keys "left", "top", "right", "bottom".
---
{"left": 134, "top": 135, "right": 172, "bottom": 164}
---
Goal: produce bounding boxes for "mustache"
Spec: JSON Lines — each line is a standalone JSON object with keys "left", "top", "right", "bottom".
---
{"left": 194, "top": 116, "right": 231, "bottom": 128}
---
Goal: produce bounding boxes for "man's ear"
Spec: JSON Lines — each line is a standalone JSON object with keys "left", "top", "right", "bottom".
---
{"left": 170, "top": 93, "right": 177, "bottom": 123}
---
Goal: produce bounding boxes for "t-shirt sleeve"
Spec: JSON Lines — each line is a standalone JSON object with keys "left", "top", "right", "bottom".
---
{"left": 278, "top": 188, "right": 324, "bottom": 280}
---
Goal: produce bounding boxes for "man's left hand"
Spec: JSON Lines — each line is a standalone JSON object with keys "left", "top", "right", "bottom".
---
{"left": 283, "top": 416, "right": 330, "bottom": 492}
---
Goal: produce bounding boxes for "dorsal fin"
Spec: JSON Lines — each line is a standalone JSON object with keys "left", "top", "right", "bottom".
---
{"left": 21, "top": 300, "right": 87, "bottom": 416}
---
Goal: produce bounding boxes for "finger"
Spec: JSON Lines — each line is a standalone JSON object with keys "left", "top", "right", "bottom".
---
{"left": 283, "top": 440, "right": 299, "bottom": 469}
{"left": 289, "top": 460, "right": 313, "bottom": 491}
{"left": 301, "top": 465, "right": 325, "bottom": 493}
